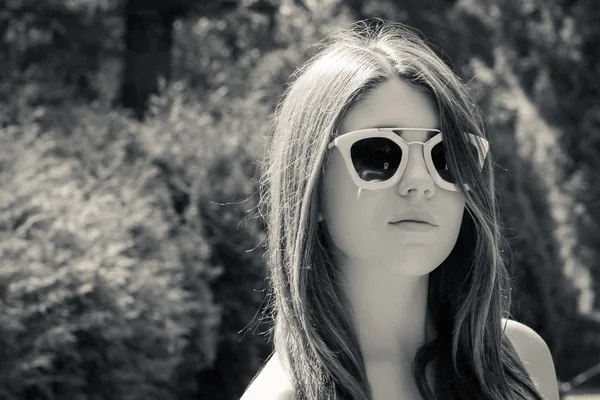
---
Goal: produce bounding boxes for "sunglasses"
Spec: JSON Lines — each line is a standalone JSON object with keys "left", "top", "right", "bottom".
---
{"left": 327, "top": 127, "right": 489, "bottom": 192}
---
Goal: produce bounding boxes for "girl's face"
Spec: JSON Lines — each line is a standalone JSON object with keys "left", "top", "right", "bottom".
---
{"left": 318, "top": 79, "right": 465, "bottom": 277}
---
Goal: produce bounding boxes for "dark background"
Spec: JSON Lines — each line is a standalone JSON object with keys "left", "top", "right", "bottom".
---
{"left": 0, "top": 0, "right": 599, "bottom": 399}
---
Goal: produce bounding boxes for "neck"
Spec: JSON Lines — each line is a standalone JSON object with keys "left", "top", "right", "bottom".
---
{"left": 341, "top": 262, "right": 435, "bottom": 368}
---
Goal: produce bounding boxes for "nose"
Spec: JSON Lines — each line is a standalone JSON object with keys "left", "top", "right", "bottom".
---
{"left": 396, "top": 143, "right": 435, "bottom": 198}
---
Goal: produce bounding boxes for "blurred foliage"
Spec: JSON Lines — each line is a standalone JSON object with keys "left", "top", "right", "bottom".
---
{"left": 1, "top": 0, "right": 599, "bottom": 399}
{"left": 0, "top": 101, "right": 222, "bottom": 398}
{"left": 468, "top": 63, "right": 576, "bottom": 359}
{"left": 496, "top": 0, "right": 600, "bottom": 311}
{"left": 0, "top": 0, "right": 121, "bottom": 107}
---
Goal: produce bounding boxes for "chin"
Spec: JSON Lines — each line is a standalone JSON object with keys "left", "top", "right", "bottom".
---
{"left": 385, "top": 263, "right": 438, "bottom": 276}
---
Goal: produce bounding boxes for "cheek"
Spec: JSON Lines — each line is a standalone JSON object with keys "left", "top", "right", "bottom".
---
{"left": 440, "top": 200, "right": 466, "bottom": 249}
{"left": 424, "top": 195, "right": 466, "bottom": 266}
{"left": 441, "top": 195, "right": 466, "bottom": 237}
{"left": 319, "top": 154, "right": 384, "bottom": 260}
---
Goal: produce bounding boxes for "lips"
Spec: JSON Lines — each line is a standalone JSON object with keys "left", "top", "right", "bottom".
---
{"left": 390, "top": 220, "right": 437, "bottom": 232}
{"left": 392, "top": 220, "right": 432, "bottom": 225}
{"left": 389, "top": 208, "right": 437, "bottom": 226}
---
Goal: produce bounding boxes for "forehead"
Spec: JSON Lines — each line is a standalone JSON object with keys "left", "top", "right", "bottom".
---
{"left": 337, "top": 79, "right": 440, "bottom": 142}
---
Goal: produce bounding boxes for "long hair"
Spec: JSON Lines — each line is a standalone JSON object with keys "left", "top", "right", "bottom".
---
{"left": 253, "top": 19, "right": 544, "bottom": 400}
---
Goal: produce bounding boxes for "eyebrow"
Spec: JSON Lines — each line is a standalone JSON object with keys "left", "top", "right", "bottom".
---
{"left": 372, "top": 125, "right": 440, "bottom": 139}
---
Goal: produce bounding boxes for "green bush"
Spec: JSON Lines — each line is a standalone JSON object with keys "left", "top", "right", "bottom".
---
{"left": 461, "top": 58, "right": 584, "bottom": 374}
{"left": 139, "top": 82, "right": 277, "bottom": 399}
{"left": 0, "top": 99, "right": 224, "bottom": 399}
{"left": 556, "top": 313, "right": 600, "bottom": 386}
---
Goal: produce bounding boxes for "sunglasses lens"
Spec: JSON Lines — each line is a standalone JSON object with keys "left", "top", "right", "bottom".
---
{"left": 432, "top": 141, "right": 482, "bottom": 184}
{"left": 431, "top": 141, "right": 455, "bottom": 183}
{"left": 351, "top": 138, "right": 402, "bottom": 182}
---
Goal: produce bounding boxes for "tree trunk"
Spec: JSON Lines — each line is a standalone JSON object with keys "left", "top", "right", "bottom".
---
{"left": 120, "top": 0, "right": 175, "bottom": 118}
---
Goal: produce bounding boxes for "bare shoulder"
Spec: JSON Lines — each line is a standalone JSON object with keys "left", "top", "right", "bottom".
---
{"left": 501, "top": 318, "right": 560, "bottom": 400}
{"left": 240, "top": 350, "right": 296, "bottom": 400}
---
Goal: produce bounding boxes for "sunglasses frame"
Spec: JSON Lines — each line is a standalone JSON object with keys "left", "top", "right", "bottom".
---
{"left": 327, "top": 127, "right": 490, "bottom": 192}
